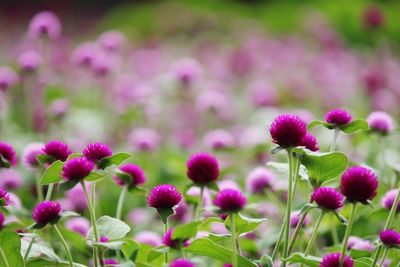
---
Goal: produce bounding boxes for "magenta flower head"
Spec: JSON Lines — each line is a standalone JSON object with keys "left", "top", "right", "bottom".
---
{"left": 32, "top": 201, "right": 62, "bottom": 226}
{"left": 325, "top": 108, "right": 352, "bottom": 126}
{"left": 381, "top": 189, "right": 400, "bottom": 212}
{"left": 42, "top": 140, "right": 72, "bottom": 163}
{"left": 311, "top": 187, "right": 344, "bottom": 211}
{"left": 269, "top": 114, "right": 307, "bottom": 148}
{"left": 301, "top": 133, "right": 320, "bottom": 152}
{"left": 214, "top": 189, "right": 247, "bottom": 213}
{"left": 170, "top": 57, "right": 202, "bottom": 86}
{"left": 340, "top": 166, "right": 378, "bottom": 204}
{"left": 65, "top": 217, "right": 90, "bottom": 236}
{"left": 170, "top": 258, "right": 196, "bottom": 267}
{"left": 0, "top": 188, "right": 10, "bottom": 206}
{"left": 320, "top": 253, "right": 354, "bottom": 267}
{"left": 203, "top": 129, "right": 235, "bottom": 150}
{"left": 246, "top": 167, "right": 275, "bottom": 194}
{"left": 135, "top": 231, "right": 162, "bottom": 247}
{"left": 22, "top": 142, "right": 44, "bottom": 168}
{"left": 0, "top": 67, "right": 19, "bottom": 91}
{"left": 97, "top": 30, "right": 126, "bottom": 52}
{"left": 103, "top": 259, "right": 118, "bottom": 266}
{"left": 0, "top": 169, "right": 23, "bottom": 190}
{"left": 186, "top": 153, "right": 219, "bottom": 185}
{"left": 162, "top": 228, "right": 189, "bottom": 249}
{"left": 367, "top": 111, "right": 393, "bottom": 135}
{"left": 62, "top": 157, "right": 94, "bottom": 181}
{"left": 363, "top": 6, "right": 384, "bottom": 28}
{"left": 28, "top": 11, "right": 61, "bottom": 40}
{"left": 71, "top": 42, "right": 96, "bottom": 67}
{"left": 0, "top": 212, "right": 5, "bottom": 228}
{"left": 147, "top": 184, "right": 182, "bottom": 210}
{"left": 128, "top": 128, "right": 160, "bottom": 151}
{"left": 18, "top": 50, "right": 42, "bottom": 72}
{"left": 380, "top": 229, "right": 400, "bottom": 247}
{"left": 83, "top": 142, "right": 112, "bottom": 164}
{"left": 290, "top": 210, "right": 311, "bottom": 228}
{"left": 0, "top": 142, "right": 17, "bottom": 167}
{"left": 114, "top": 163, "right": 146, "bottom": 188}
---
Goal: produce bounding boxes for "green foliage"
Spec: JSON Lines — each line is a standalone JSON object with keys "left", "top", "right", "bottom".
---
{"left": 0, "top": 229, "right": 24, "bottom": 267}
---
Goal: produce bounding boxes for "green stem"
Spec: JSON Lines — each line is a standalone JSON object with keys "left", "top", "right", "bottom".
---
{"left": 164, "top": 221, "right": 169, "bottom": 265}
{"left": 53, "top": 224, "right": 74, "bottom": 267}
{"left": 23, "top": 236, "right": 36, "bottom": 262}
{"left": 194, "top": 186, "right": 204, "bottom": 221}
{"left": 372, "top": 246, "right": 382, "bottom": 267}
{"left": 379, "top": 247, "right": 389, "bottom": 267}
{"left": 231, "top": 213, "right": 238, "bottom": 267}
{"left": 339, "top": 203, "right": 357, "bottom": 267}
{"left": 0, "top": 246, "right": 10, "bottom": 267}
{"left": 282, "top": 149, "right": 294, "bottom": 267}
{"left": 288, "top": 197, "right": 313, "bottom": 255}
{"left": 304, "top": 212, "right": 325, "bottom": 256}
{"left": 45, "top": 184, "right": 54, "bottom": 201}
{"left": 330, "top": 128, "right": 340, "bottom": 152}
{"left": 291, "top": 156, "right": 301, "bottom": 203}
{"left": 35, "top": 175, "right": 43, "bottom": 203}
{"left": 271, "top": 216, "right": 286, "bottom": 260}
{"left": 116, "top": 186, "right": 127, "bottom": 220}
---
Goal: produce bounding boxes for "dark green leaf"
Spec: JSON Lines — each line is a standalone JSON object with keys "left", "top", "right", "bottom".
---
{"left": 157, "top": 208, "right": 175, "bottom": 224}
{"left": 341, "top": 119, "right": 368, "bottom": 134}
{"left": 60, "top": 211, "right": 80, "bottom": 219}
{"left": 59, "top": 179, "right": 80, "bottom": 191}
{"left": 271, "top": 146, "right": 284, "bottom": 154}
{"left": 36, "top": 154, "right": 54, "bottom": 165}
{"left": 307, "top": 120, "right": 333, "bottom": 130}
{"left": 172, "top": 221, "right": 200, "bottom": 240}
{"left": 354, "top": 257, "right": 373, "bottom": 267}
{"left": 206, "top": 182, "right": 219, "bottom": 191}
{"left": 224, "top": 213, "right": 267, "bottom": 235}
{"left": 40, "top": 160, "right": 64, "bottom": 185}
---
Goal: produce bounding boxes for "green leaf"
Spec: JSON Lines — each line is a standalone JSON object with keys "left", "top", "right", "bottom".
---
{"left": 84, "top": 170, "right": 107, "bottom": 182}
{"left": 284, "top": 253, "right": 322, "bottom": 267}
{"left": 18, "top": 232, "right": 39, "bottom": 239}
{"left": 354, "top": 257, "right": 373, "bottom": 267}
{"left": 206, "top": 182, "right": 219, "bottom": 191}
{"left": 67, "top": 153, "right": 83, "bottom": 160}
{"left": 36, "top": 154, "right": 54, "bottom": 165}
{"left": 260, "top": 255, "right": 274, "bottom": 267}
{"left": 97, "top": 152, "right": 132, "bottom": 169}
{"left": 266, "top": 161, "right": 308, "bottom": 180}
{"left": 21, "top": 239, "right": 59, "bottom": 262}
{"left": 147, "top": 246, "right": 169, "bottom": 261}
{"left": 299, "top": 203, "right": 318, "bottom": 215}
{"left": 93, "top": 241, "right": 124, "bottom": 250}
{"left": 341, "top": 119, "right": 368, "bottom": 134}
{"left": 200, "top": 217, "right": 224, "bottom": 228}
{"left": 0, "top": 154, "right": 11, "bottom": 168}
{"left": 60, "top": 211, "right": 80, "bottom": 219}
{"left": 121, "top": 240, "right": 140, "bottom": 262}
{"left": 59, "top": 179, "right": 80, "bottom": 191}
{"left": 157, "top": 208, "right": 175, "bottom": 224}
{"left": 333, "top": 212, "right": 348, "bottom": 225}
{"left": 350, "top": 249, "right": 372, "bottom": 259}
{"left": 40, "top": 160, "right": 64, "bottom": 185}
{"left": 172, "top": 221, "right": 201, "bottom": 240}
{"left": 184, "top": 238, "right": 257, "bottom": 267}
{"left": 88, "top": 216, "right": 130, "bottom": 241}
{"left": 225, "top": 213, "right": 267, "bottom": 235}
{"left": 307, "top": 120, "right": 333, "bottom": 130}
{"left": 0, "top": 229, "right": 24, "bottom": 267}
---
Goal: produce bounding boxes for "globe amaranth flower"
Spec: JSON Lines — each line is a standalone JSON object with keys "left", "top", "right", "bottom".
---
{"left": 363, "top": 6, "right": 384, "bottom": 28}
{"left": 290, "top": 210, "right": 311, "bottom": 228}
{"left": 147, "top": 184, "right": 182, "bottom": 209}
{"left": 170, "top": 57, "right": 202, "bottom": 86}
{"left": 170, "top": 258, "right": 196, "bottom": 267}
{"left": 128, "top": 128, "right": 160, "bottom": 151}
{"left": 311, "top": 187, "right": 344, "bottom": 211}
{"left": 28, "top": 11, "right": 61, "bottom": 40}
{"left": 0, "top": 212, "right": 5, "bottom": 228}
{"left": 42, "top": 140, "right": 72, "bottom": 163}
{"left": 114, "top": 163, "right": 146, "bottom": 188}
{"left": 65, "top": 217, "right": 90, "bottom": 236}
{"left": 18, "top": 50, "right": 42, "bottom": 72}
{"left": 97, "top": 30, "right": 126, "bottom": 52}
{"left": 162, "top": 228, "right": 189, "bottom": 249}
{"left": 22, "top": 142, "right": 44, "bottom": 168}
{"left": 320, "top": 253, "right": 354, "bottom": 267}
{"left": 62, "top": 157, "right": 94, "bottom": 181}
{"left": 325, "top": 108, "right": 352, "bottom": 126}
{"left": 214, "top": 189, "right": 247, "bottom": 213}
{"left": 135, "top": 231, "right": 162, "bottom": 247}
{"left": 0, "top": 142, "right": 17, "bottom": 167}
{"left": 32, "top": 201, "right": 62, "bottom": 225}
{"left": 103, "top": 259, "right": 118, "bottom": 266}
{"left": 0, "top": 188, "right": 10, "bottom": 206}
{"left": 83, "top": 142, "right": 112, "bottom": 164}
{"left": 0, "top": 67, "right": 18, "bottom": 91}
{"left": 0, "top": 169, "right": 23, "bottom": 190}
{"left": 246, "top": 167, "right": 275, "bottom": 194}
{"left": 380, "top": 229, "right": 400, "bottom": 247}
{"left": 381, "top": 189, "right": 400, "bottom": 212}
{"left": 340, "top": 166, "right": 378, "bottom": 204}
{"left": 186, "top": 152, "right": 219, "bottom": 185}
{"left": 300, "top": 133, "right": 320, "bottom": 152}
{"left": 203, "top": 129, "right": 235, "bottom": 150}
{"left": 367, "top": 111, "right": 393, "bottom": 135}
{"left": 351, "top": 240, "right": 374, "bottom": 252}
{"left": 269, "top": 114, "right": 307, "bottom": 148}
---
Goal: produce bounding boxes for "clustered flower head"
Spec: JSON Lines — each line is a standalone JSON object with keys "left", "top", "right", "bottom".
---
{"left": 18, "top": 50, "right": 42, "bottom": 72}
{"left": 325, "top": 108, "right": 352, "bottom": 126}
{"left": 0, "top": 67, "right": 18, "bottom": 91}
{"left": 381, "top": 189, "right": 400, "bottom": 212}
{"left": 83, "top": 142, "right": 113, "bottom": 164}
{"left": 340, "top": 166, "right": 378, "bottom": 204}
{"left": 300, "top": 133, "right": 320, "bottom": 152}
{"left": 320, "top": 253, "right": 354, "bottom": 267}
{"left": 42, "top": 140, "right": 72, "bottom": 163}
{"left": 114, "top": 163, "right": 146, "bottom": 188}
{"left": 367, "top": 111, "right": 393, "bottom": 135}
{"left": 147, "top": 184, "right": 182, "bottom": 210}
{"left": 214, "top": 189, "right": 247, "bottom": 213}
{"left": 0, "top": 187, "right": 10, "bottom": 206}
{"left": 246, "top": 167, "right": 275, "bottom": 194}
{"left": 32, "top": 201, "right": 62, "bottom": 225}
{"left": 379, "top": 229, "right": 400, "bottom": 247}
{"left": 269, "top": 114, "right": 307, "bottom": 148}
{"left": 0, "top": 142, "right": 17, "bottom": 167}
{"left": 62, "top": 157, "right": 94, "bottom": 181}
{"left": 311, "top": 187, "right": 344, "bottom": 211}
{"left": 290, "top": 210, "right": 311, "bottom": 228}
{"left": 186, "top": 152, "right": 219, "bottom": 185}
{"left": 162, "top": 228, "right": 189, "bottom": 248}
{"left": 28, "top": 11, "right": 61, "bottom": 40}
{"left": 22, "top": 142, "right": 44, "bottom": 168}
{"left": 170, "top": 258, "right": 196, "bottom": 267}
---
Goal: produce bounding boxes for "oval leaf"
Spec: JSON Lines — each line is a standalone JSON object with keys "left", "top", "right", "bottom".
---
{"left": 88, "top": 216, "right": 131, "bottom": 241}
{"left": 40, "top": 160, "right": 64, "bottom": 185}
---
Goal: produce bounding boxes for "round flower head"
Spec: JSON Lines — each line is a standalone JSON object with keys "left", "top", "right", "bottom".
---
{"left": 83, "top": 142, "right": 112, "bottom": 164}
{"left": 114, "top": 163, "right": 146, "bottom": 188}
{"left": 364, "top": 6, "right": 384, "bottom": 28}
{"left": 162, "top": 228, "right": 189, "bottom": 248}
{"left": 103, "top": 259, "right": 118, "bottom": 266}
{"left": 72, "top": 42, "right": 96, "bottom": 67}
{"left": 42, "top": 140, "right": 72, "bottom": 163}
{"left": 381, "top": 189, "right": 400, "bottom": 212}
{"left": 18, "top": 50, "right": 42, "bottom": 72}
{"left": 170, "top": 57, "right": 202, "bottom": 86}
{"left": 28, "top": 11, "right": 61, "bottom": 40}
{"left": 203, "top": 129, "right": 235, "bottom": 150}
{"left": 62, "top": 157, "right": 94, "bottom": 181}
{"left": 300, "top": 133, "right": 320, "bottom": 152}
{"left": 246, "top": 167, "right": 275, "bottom": 194}
{"left": 0, "top": 188, "right": 10, "bottom": 206}
{"left": 135, "top": 231, "right": 162, "bottom": 247}
{"left": 290, "top": 210, "right": 311, "bottom": 228}
{"left": 147, "top": 184, "right": 182, "bottom": 209}
{"left": 325, "top": 108, "right": 352, "bottom": 126}
{"left": 340, "top": 166, "right": 378, "bottom": 204}
{"left": 0, "top": 67, "right": 19, "bottom": 91}
{"left": 352, "top": 240, "right": 374, "bottom": 252}
{"left": 380, "top": 229, "right": 400, "bottom": 247}
{"left": 320, "top": 253, "right": 354, "bottom": 267}
{"left": 22, "top": 142, "right": 44, "bottom": 168}
{"left": 97, "top": 30, "right": 126, "bottom": 52}
{"left": 269, "top": 114, "right": 307, "bottom": 148}
{"left": 0, "top": 169, "right": 23, "bottom": 190}
{"left": 214, "top": 189, "right": 247, "bottom": 213}
{"left": 51, "top": 99, "right": 69, "bottom": 118}
{"left": 186, "top": 153, "right": 219, "bottom": 185}
{"left": 311, "top": 187, "right": 344, "bottom": 211}
{"left": 65, "top": 217, "right": 90, "bottom": 236}
{"left": 170, "top": 258, "right": 196, "bottom": 267}
{"left": 32, "top": 201, "right": 62, "bottom": 225}
{"left": 0, "top": 142, "right": 17, "bottom": 167}
{"left": 128, "top": 128, "right": 160, "bottom": 151}
{"left": 367, "top": 111, "right": 393, "bottom": 135}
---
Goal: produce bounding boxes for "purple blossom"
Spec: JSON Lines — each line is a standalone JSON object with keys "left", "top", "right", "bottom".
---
{"left": 28, "top": 11, "right": 61, "bottom": 40}
{"left": 311, "top": 187, "right": 344, "bottom": 211}
{"left": 214, "top": 189, "right": 247, "bottom": 213}
{"left": 0, "top": 142, "right": 17, "bottom": 167}
{"left": 363, "top": 6, "right": 384, "bottom": 28}
{"left": 147, "top": 184, "right": 182, "bottom": 209}
{"left": 18, "top": 50, "right": 42, "bottom": 72}
{"left": 186, "top": 153, "right": 219, "bottom": 185}
{"left": 203, "top": 130, "right": 235, "bottom": 150}
{"left": 114, "top": 163, "right": 146, "bottom": 188}
{"left": 380, "top": 229, "right": 400, "bottom": 247}
{"left": 65, "top": 217, "right": 90, "bottom": 236}
{"left": 269, "top": 114, "right": 307, "bottom": 148}
{"left": 21, "top": 142, "right": 44, "bottom": 168}
{"left": 62, "top": 157, "right": 94, "bottom": 181}
{"left": 32, "top": 201, "right": 62, "bottom": 225}
{"left": 128, "top": 128, "right": 160, "bottom": 151}
{"left": 0, "top": 188, "right": 10, "bottom": 206}
{"left": 340, "top": 166, "right": 378, "bottom": 204}
{"left": 290, "top": 210, "right": 311, "bottom": 228}
{"left": 367, "top": 111, "right": 393, "bottom": 134}
{"left": 0, "top": 212, "right": 5, "bottom": 228}
{"left": 0, "top": 169, "right": 23, "bottom": 190}
{"left": 0, "top": 67, "right": 19, "bottom": 91}
{"left": 42, "top": 140, "right": 72, "bottom": 163}
{"left": 325, "top": 108, "right": 352, "bottom": 126}
{"left": 162, "top": 228, "right": 189, "bottom": 248}
{"left": 320, "top": 253, "right": 354, "bottom": 267}
{"left": 83, "top": 142, "right": 112, "bottom": 164}
{"left": 170, "top": 57, "right": 202, "bottom": 86}
{"left": 381, "top": 189, "right": 400, "bottom": 212}
{"left": 97, "top": 30, "right": 126, "bottom": 52}
{"left": 170, "top": 258, "right": 196, "bottom": 267}
{"left": 300, "top": 133, "right": 320, "bottom": 152}
{"left": 246, "top": 167, "right": 275, "bottom": 194}
{"left": 134, "top": 231, "right": 162, "bottom": 247}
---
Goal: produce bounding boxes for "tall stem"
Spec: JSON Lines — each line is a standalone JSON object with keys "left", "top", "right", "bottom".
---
{"left": 288, "top": 197, "right": 313, "bottom": 254}
{"left": 194, "top": 186, "right": 204, "bottom": 221}
{"left": 45, "top": 184, "right": 54, "bottom": 201}
{"left": 0, "top": 247, "right": 10, "bottom": 267}
{"left": 164, "top": 221, "right": 169, "bottom": 265}
{"left": 231, "top": 213, "right": 238, "bottom": 267}
{"left": 271, "top": 216, "right": 286, "bottom": 260}
{"left": 304, "top": 212, "right": 325, "bottom": 256}
{"left": 23, "top": 236, "right": 36, "bottom": 261}
{"left": 291, "top": 156, "right": 301, "bottom": 203}
{"left": 282, "top": 149, "right": 294, "bottom": 267}
{"left": 53, "top": 224, "right": 74, "bottom": 267}
{"left": 340, "top": 203, "right": 357, "bottom": 267}
{"left": 116, "top": 186, "right": 127, "bottom": 220}
{"left": 35, "top": 175, "right": 43, "bottom": 203}
{"left": 330, "top": 128, "right": 340, "bottom": 152}
{"left": 378, "top": 247, "right": 389, "bottom": 267}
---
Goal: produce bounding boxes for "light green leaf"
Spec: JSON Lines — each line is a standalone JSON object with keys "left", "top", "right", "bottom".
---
{"left": 21, "top": 239, "right": 59, "bottom": 262}
{"left": 225, "top": 213, "right": 267, "bottom": 235}
{"left": 341, "top": 119, "right": 368, "bottom": 134}
{"left": 88, "top": 216, "right": 131, "bottom": 241}
{"left": 60, "top": 211, "right": 80, "bottom": 219}
{"left": 260, "top": 255, "right": 274, "bottom": 267}
{"left": 172, "top": 221, "right": 200, "bottom": 240}
{"left": 84, "top": 170, "right": 107, "bottom": 182}
{"left": 284, "top": 253, "right": 322, "bottom": 267}
{"left": 147, "top": 246, "right": 169, "bottom": 262}
{"left": 97, "top": 152, "right": 132, "bottom": 169}
{"left": 157, "top": 208, "right": 175, "bottom": 224}
{"left": 0, "top": 229, "right": 24, "bottom": 267}
{"left": 93, "top": 241, "right": 124, "bottom": 250}
{"left": 307, "top": 120, "right": 333, "bottom": 130}
{"left": 266, "top": 161, "right": 308, "bottom": 180}
{"left": 40, "top": 160, "right": 64, "bottom": 185}
{"left": 354, "top": 257, "right": 374, "bottom": 267}
{"left": 121, "top": 240, "right": 140, "bottom": 262}
{"left": 350, "top": 249, "right": 372, "bottom": 259}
